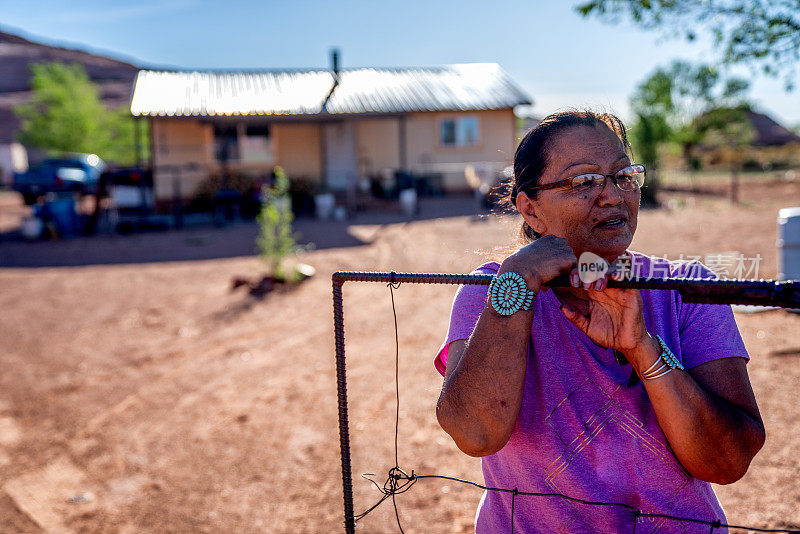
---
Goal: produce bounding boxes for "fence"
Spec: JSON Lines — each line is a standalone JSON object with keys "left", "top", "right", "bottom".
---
{"left": 331, "top": 270, "right": 800, "bottom": 533}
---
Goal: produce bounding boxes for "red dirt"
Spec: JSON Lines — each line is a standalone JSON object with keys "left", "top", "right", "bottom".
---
{"left": 0, "top": 181, "right": 799, "bottom": 533}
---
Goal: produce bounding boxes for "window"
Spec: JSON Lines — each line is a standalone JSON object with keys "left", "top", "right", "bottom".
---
{"left": 241, "top": 124, "right": 274, "bottom": 164}
{"left": 440, "top": 120, "right": 457, "bottom": 146}
{"left": 213, "top": 124, "right": 274, "bottom": 163}
{"left": 439, "top": 116, "right": 480, "bottom": 147}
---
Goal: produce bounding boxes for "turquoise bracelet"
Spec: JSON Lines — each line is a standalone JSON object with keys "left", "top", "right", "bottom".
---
{"left": 488, "top": 271, "right": 536, "bottom": 316}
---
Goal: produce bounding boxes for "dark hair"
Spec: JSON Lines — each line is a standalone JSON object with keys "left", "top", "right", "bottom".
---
{"left": 508, "top": 110, "right": 631, "bottom": 242}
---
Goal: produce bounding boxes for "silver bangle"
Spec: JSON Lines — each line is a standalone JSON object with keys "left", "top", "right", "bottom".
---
{"left": 641, "top": 356, "right": 664, "bottom": 376}
{"left": 641, "top": 335, "right": 684, "bottom": 381}
{"left": 646, "top": 367, "right": 674, "bottom": 380}
{"left": 642, "top": 362, "right": 669, "bottom": 380}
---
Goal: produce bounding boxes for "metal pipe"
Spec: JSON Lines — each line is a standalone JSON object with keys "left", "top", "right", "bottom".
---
{"left": 332, "top": 274, "right": 356, "bottom": 533}
{"left": 332, "top": 271, "right": 800, "bottom": 308}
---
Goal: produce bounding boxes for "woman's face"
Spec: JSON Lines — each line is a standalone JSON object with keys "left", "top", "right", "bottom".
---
{"left": 517, "top": 124, "right": 640, "bottom": 263}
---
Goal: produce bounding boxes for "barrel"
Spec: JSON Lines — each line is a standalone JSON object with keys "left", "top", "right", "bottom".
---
{"left": 777, "top": 207, "right": 800, "bottom": 281}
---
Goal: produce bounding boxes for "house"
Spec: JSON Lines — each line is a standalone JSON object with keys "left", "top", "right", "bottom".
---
{"left": 129, "top": 55, "right": 531, "bottom": 204}
{"left": 689, "top": 107, "right": 800, "bottom": 171}
{"left": 0, "top": 107, "right": 27, "bottom": 185}
{"left": 743, "top": 110, "right": 800, "bottom": 147}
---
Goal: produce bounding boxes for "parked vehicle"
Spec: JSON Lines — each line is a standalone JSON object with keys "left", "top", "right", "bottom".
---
{"left": 104, "top": 168, "right": 154, "bottom": 231}
{"left": 12, "top": 153, "right": 106, "bottom": 205}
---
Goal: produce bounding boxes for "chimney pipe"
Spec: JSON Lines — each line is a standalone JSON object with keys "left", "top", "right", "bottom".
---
{"left": 330, "top": 48, "right": 340, "bottom": 78}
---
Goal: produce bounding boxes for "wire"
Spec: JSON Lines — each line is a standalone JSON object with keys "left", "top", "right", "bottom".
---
{"left": 388, "top": 272, "right": 401, "bottom": 469}
{"left": 386, "top": 273, "right": 407, "bottom": 532}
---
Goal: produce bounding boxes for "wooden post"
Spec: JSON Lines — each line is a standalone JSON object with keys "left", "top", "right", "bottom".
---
{"left": 172, "top": 170, "right": 183, "bottom": 229}
{"left": 134, "top": 117, "right": 143, "bottom": 167}
{"left": 731, "top": 165, "right": 740, "bottom": 204}
{"left": 398, "top": 115, "right": 407, "bottom": 172}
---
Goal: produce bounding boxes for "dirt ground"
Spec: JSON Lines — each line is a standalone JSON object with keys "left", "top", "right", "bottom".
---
{"left": 1, "top": 181, "right": 799, "bottom": 533}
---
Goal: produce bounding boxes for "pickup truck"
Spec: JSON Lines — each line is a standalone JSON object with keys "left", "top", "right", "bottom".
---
{"left": 13, "top": 154, "right": 106, "bottom": 205}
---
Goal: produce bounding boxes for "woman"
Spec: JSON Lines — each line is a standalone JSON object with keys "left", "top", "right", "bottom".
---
{"left": 434, "top": 110, "right": 765, "bottom": 533}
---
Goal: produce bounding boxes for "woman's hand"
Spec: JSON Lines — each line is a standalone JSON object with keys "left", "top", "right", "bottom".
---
{"left": 498, "top": 235, "right": 578, "bottom": 294}
{"left": 560, "top": 268, "right": 765, "bottom": 484}
{"left": 559, "top": 271, "right": 652, "bottom": 362}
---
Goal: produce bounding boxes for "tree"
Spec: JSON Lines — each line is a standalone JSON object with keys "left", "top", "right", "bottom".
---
{"left": 103, "top": 104, "right": 146, "bottom": 166}
{"left": 15, "top": 61, "right": 144, "bottom": 165}
{"left": 692, "top": 106, "right": 756, "bottom": 202}
{"left": 576, "top": 0, "right": 800, "bottom": 89}
{"left": 628, "top": 60, "right": 752, "bottom": 203}
{"left": 629, "top": 69, "right": 675, "bottom": 206}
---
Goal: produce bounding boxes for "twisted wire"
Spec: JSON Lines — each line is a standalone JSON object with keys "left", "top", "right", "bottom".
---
{"left": 360, "top": 470, "right": 799, "bottom": 533}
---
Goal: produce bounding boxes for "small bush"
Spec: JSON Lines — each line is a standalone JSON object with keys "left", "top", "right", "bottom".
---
{"left": 256, "top": 167, "right": 300, "bottom": 280}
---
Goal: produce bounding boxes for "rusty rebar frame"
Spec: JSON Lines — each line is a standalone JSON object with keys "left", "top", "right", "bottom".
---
{"left": 331, "top": 270, "right": 800, "bottom": 533}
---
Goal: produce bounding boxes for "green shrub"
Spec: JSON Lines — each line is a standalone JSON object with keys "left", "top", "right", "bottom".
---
{"left": 256, "top": 167, "right": 300, "bottom": 280}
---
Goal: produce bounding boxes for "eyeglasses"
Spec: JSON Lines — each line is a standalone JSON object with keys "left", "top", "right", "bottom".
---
{"left": 525, "top": 164, "right": 646, "bottom": 194}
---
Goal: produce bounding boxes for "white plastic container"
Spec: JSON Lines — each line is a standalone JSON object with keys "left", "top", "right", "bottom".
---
{"left": 20, "top": 216, "right": 43, "bottom": 240}
{"left": 399, "top": 188, "right": 418, "bottom": 216}
{"left": 314, "top": 193, "right": 335, "bottom": 220}
{"left": 777, "top": 207, "right": 800, "bottom": 281}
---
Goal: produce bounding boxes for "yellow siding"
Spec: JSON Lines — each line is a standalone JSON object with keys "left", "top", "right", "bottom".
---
{"left": 151, "top": 119, "right": 213, "bottom": 200}
{"left": 273, "top": 123, "right": 322, "bottom": 182}
{"left": 405, "top": 109, "right": 515, "bottom": 190}
{"left": 354, "top": 118, "right": 401, "bottom": 175}
{"left": 151, "top": 109, "right": 516, "bottom": 199}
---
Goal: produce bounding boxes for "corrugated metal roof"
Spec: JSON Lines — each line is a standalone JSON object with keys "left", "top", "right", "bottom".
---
{"left": 130, "top": 63, "right": 531, "bottom": 117}
{"left": 130, "top": 70, "right": 334, "bottom": 117}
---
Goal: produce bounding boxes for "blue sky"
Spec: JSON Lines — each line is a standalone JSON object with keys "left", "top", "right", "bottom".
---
{"left": 2, "top": 0, "right": 798, "bottom": 125}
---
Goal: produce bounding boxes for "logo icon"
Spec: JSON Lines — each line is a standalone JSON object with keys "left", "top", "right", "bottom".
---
{"left": 578, "top": 252, "right": 609, "bottom": 284}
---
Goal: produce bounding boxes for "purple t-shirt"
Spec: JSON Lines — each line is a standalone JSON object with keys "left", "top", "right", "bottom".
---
{"left": 436, "top": 251, "right": 748, "bottom": 533}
